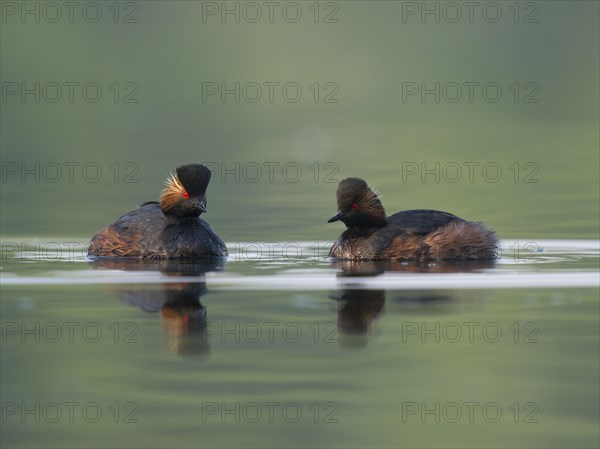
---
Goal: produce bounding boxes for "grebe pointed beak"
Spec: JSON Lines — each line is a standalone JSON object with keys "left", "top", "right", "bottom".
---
{"left": 328, "top": 211, "right": 345, "bottom": 223}
{"left": 189, "top": 199, "right": 207, "bottom": 214}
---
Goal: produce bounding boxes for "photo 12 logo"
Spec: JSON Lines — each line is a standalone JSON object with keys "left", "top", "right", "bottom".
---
{"left": 204, "top": 162, "right": 339, "bottom": 184}
{"left": 1, "top": 401, "right": 140, "bottom": 423}
{"left": 1, "top": 1, "right": 140, "bottom": 24}
{"left": 401, "top": 81, "right": 539, "bottom": 104}
{"left": 200, "top": 401, "right": 339, "bottom": 423}
{"left": 1, "top": 321, "right": 141, "bottom": 344}
{"left": 204, "top": 320, "right": 339, "bottom": 344}
{"left": 1, "top": 82, "right": 140, "bottom": 104}
{"left": 229, "top": 242, "right": 331, "bottom": 262}
{"left": 401, "top": 401, "right": 539, "bottom": 423}
{"left": 400, "top": 161, "right": 540, "bottom": 184}
{"left": 200, "top": 1, "right": 340, "bottom": 24}
{"left": 1, "top": 241, "right": 90, "bottom": 262}
{"left": 399, "top": 1, "right": 540, "bottom": 24}
{"left": 201, "top": 81, "right": 339, "bottom": 104}
{"left": 1, "top": 162, "right": 140, "bottom": 184}
{"left": 400, "top": 321, "right": 540, "bottom": 344}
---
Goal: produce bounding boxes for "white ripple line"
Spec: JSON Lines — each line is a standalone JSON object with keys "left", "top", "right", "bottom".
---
{"left": 0, "top": 272, "right": 598, "bottom": 289}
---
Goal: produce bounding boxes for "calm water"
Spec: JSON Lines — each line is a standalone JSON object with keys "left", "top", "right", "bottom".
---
{"left": 1, "top": 239, "right": 598, "bottom": 448}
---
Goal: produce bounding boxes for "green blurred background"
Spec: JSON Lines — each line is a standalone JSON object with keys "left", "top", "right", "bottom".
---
{"left": 1, "top": 1, "right": 599, "bottom": 241}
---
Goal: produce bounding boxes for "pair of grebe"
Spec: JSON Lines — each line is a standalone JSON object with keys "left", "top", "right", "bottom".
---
{"left": 88, "top": 164, "right": 499, "bottom": 261}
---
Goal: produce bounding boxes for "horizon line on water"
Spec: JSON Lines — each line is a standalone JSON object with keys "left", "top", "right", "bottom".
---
{"left": 1, "top": 239, "right": 598, "bottom": 289}
{"left": 0, "top": 271, "right": 598, "bottom": 289}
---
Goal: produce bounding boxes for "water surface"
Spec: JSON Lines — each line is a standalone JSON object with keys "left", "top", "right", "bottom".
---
{"left": 1, "top": 239, "right": 598, "bottom": 448}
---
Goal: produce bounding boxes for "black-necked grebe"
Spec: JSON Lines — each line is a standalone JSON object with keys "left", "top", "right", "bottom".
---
{"left": 328, "top": 177, "right": 498, "bottom": 261}
{"left": 88, "top": 164, "right": 227, "bottom": 258}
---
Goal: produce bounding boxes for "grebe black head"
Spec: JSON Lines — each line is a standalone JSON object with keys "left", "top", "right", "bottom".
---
{"left": 327, "top": 177, "right": 387, "bottom": 228}
{"left": 159, "top": 164, "right": 212, "bottom": 218}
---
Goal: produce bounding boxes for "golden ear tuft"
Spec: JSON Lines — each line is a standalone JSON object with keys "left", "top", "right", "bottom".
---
{"left": 363, "top": 185, "right": 381, "bottom": 207}
{"left": 159, "top": 172, "right": 187, "bottom": 211}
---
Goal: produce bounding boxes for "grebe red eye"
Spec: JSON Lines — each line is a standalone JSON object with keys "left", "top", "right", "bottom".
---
{"left": 351, "top": 203, "right": 358, "bottom": 210}
{"left": 183, "top": 192, "right": 189, "bottom": 199}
